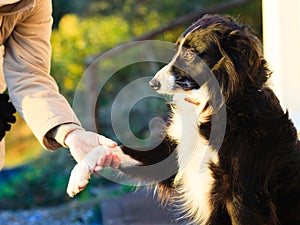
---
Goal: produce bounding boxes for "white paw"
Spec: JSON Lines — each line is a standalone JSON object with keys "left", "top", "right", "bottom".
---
{"left": 66, "top": 146, "right": 107, "bottom": 197}
{"left": 66, "top": 162, "right": 90, "bottom": 197}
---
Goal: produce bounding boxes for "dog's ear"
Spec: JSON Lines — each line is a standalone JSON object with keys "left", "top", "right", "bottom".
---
{"left": 214, "top": 32, "right": 245, "bottom": 97}
{"left": 219, "top": 29, "right": 269, "bottom": 87}
{"left": 221, "top": 30, "right": 260, "bottom": 71}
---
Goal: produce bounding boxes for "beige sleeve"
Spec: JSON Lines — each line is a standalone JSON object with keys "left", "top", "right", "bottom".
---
{"left": 45, "top": 123, "right": 84, "bottom": 149}
{"left": 3, "top": 0, "right": 82, "bottom": 150}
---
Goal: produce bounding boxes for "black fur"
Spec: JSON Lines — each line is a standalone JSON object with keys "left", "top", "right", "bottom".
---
{"left": 120, "top": 14, "right": 300, "bottom": 225}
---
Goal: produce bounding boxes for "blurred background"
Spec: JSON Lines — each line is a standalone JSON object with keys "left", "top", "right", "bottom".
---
{"left": 0, "top": 0, "right": 289, "bottom": 212}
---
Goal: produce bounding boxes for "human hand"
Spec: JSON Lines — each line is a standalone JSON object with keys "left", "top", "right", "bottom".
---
{"left": 64, "top": 129, "right": 122, "bottom": 197}
{"left": 64, "top": 129, "right": 118, "bottom": 163}
{"left": 66, "top": 145, "right": 120, "bottom": 197}
{"left": 66, "top": 145, "right": 140, "bottom": 197}
{"left": 0, "top": 94, "right": 16, "bottom": 141}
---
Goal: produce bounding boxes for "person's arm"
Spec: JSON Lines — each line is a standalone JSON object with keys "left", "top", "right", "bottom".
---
{"left": 3, "top": 0, "right": 81, "bottom": 150}
{"left": 3, "top": 0, "right": 121, "bottom": 182}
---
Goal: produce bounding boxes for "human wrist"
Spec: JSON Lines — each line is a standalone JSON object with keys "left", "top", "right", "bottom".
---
{"left": 64, "top": 128, "right": 83, "bottom": 148}
{"left": 52, "top": 123, "right": 84, "bottom": 148}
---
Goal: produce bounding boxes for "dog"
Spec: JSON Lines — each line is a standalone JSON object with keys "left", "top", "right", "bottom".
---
{"left": 120, "top": 14, "right": 300, "bottom": 225}
{"left": 68, "top": 14, "right": 300, "bottom": 225}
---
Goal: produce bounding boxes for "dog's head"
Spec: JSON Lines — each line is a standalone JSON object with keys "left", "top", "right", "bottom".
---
{"left": 150, "top": 14, "right": 271, "bottom": 102}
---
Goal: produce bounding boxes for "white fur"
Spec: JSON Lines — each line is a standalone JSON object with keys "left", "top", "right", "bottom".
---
{"left": 152, "top": 35, "right": 188, "bottom": 95}
{"left": 152, "top": 64, "right": 177, "bottom": 94}
{"left": 167, "top": 92, "right": 217, "bottom": 224}
{"left": 151, "top": 32, "right": 219, "bottom": 223}
{"left": 67, "top": 146, "right": 107, "bottom": 197}
{"left": 152, "top": 50, "right": 218, "bottom": 223}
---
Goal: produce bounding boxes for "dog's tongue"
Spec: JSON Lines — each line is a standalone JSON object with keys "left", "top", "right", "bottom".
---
{"left": 184, "top": 97, "right": 200, "bottom": 105}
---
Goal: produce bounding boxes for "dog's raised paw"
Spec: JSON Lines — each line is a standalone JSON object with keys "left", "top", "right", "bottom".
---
{"left": 67, "top": 162, "right": 90, "bottom": 197}
{"left": 66, "top": 146, "right": 108, "bottom": 197}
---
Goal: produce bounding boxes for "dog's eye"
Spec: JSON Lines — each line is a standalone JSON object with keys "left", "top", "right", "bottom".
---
{"left": 182, "top": 50, "right": 196, "bottom": 62}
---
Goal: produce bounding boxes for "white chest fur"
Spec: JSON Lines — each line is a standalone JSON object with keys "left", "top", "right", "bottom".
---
{"left": 168, "top": 93, "right": 216, "bottom": 224}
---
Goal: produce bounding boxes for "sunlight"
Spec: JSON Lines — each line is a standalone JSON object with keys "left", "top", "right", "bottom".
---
{"left": 263, "top": 0, "right": 300, "bottom": 130}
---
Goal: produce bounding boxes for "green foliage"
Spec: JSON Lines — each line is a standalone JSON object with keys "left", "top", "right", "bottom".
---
{"left": 227, "top": 0, "right": 262, "bottom": 37}
{"left": 0, "top": 149, "right": 134, "bottom": 209}
{"left": 51, "top": 0, "right": 262, "bottom": 102}
{"left": 51, "top": 14, "right": 131, "bottom": 99}
{"left": 54, "top": 0, "right": 206, "bottom": 25}
{"left": 0, "top": 150, "right": 74, "bottom": 209}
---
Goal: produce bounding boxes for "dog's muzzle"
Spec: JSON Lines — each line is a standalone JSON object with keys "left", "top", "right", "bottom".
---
{"left": 149, "top": 78, "right": 161, "bottom": 90}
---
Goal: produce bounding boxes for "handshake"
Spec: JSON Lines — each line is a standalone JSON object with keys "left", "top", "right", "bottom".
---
{"left": 65, "top": 129, "right": 139, "bottom": 197}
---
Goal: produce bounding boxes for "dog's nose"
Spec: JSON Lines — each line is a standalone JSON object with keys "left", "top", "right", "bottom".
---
{"left": 149, "top": 79, "right": 161, "bottom": 90}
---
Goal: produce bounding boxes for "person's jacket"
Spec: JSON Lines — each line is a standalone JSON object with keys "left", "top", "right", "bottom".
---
{"left": 0, "top": 0, "right": 81, "bottom": 155}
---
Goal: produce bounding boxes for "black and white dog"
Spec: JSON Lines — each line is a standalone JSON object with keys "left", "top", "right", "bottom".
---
{"left": 68, "top": 14, "right": 300, "bottom": 225}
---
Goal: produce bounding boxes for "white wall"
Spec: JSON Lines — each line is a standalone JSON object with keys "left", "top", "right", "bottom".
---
{"left": 262, "top": 0, "right": 300, "bottom": 130}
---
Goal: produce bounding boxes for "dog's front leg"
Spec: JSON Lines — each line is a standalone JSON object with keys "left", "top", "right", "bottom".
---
{"left": 119, "top": 139, "right": 178, "bottom": 201}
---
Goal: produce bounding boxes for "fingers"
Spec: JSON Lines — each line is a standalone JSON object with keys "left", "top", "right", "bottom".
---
{"left": 93, "top": 152, "right": 109, "bottom": 172}
{"left": 112, "top": 146, "right": 141, "bottom": 168}
{"left": 101, "top": 152, "right": 113, "bottom": 167}
{"left": 94, "top": 151, "right": 120, "bottom": 172}
{"left": 77, "top": 146, "right": 120, "bottom": 173}
{"left": 67, "top": 147, "right": 121, "bottom": 197}
{"left": 111, "top": 153, "right": 121, "bottom": 169}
